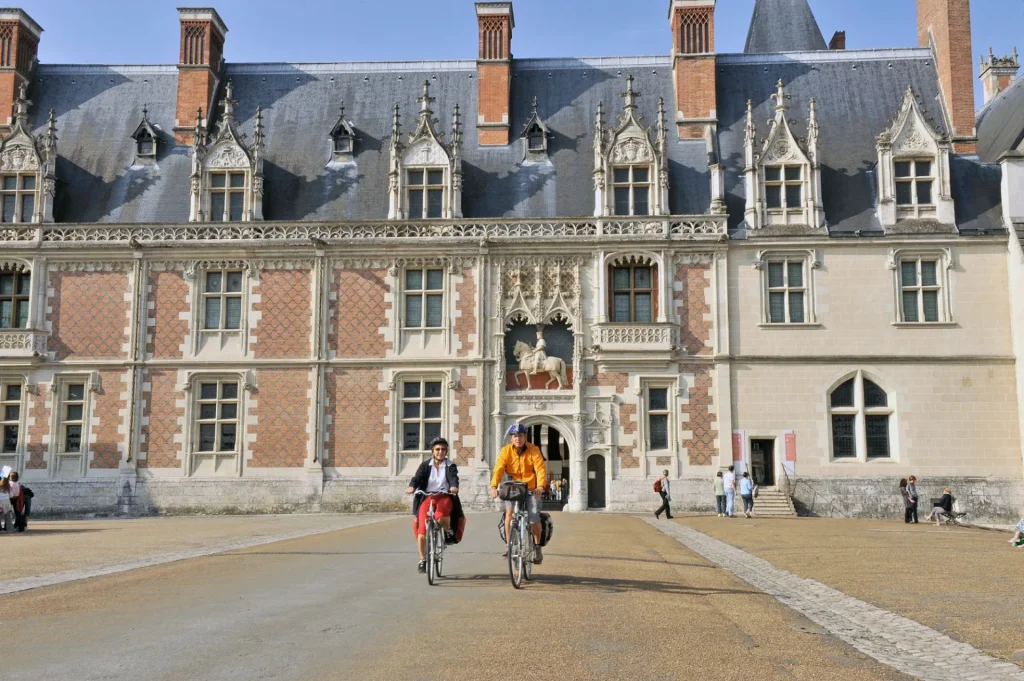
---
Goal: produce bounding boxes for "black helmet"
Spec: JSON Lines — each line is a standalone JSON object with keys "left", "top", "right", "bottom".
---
{"left": 428, "top": 436, "right": 450, "bottom": 450}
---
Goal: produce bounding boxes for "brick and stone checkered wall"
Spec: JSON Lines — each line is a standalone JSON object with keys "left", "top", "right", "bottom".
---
{"left": 453, "top": 373, "right": 477, "bottom": 465}
{"left": 146, "top": 269, "right": 190, "bottom": 359}
{"left": 324, "top": 368, "right": 388, "bottom": 468}
{"left": 330, "top": 269, "right": 391, "bottom": 358}
{"left": 587, "top": 371, "right": 637, "bottom": 468}
{"left": 247, "top": 369, "right": 311, "bottom": 468}
{"left": 680, "top": 364, "right": 717, "bottom": 466}
{"left": 48, "top": 271, "right": 130, "bottom": 361}
{"left": 675, "top": 264, "right": 713, "bottom": 356}
{"left": 139, "top": 369, "right": 183, "bottom": 469}
{"left": 251, "top": 269, "right": 312, "bottom": 359}
{"left": 89, "top": 370, "right": 129, "bottom": 469}
{"left": 25, "top": 383, "right": 50, "bottom": 470}
{"left": 454, "top": 266, "right": 476, "bottom": 358}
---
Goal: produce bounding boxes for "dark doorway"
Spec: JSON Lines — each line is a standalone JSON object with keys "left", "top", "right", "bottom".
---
{"left": 586, "top": 454, "right": 606, "bottom": 509}
{"left": 750, "top": 439, "right": 775, "bottom": 487}
{"left": 532, "top": 424, "right": 569, "bottom": 511}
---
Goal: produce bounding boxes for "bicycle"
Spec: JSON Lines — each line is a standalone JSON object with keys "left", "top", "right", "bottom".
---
{"left": 415, "top": 491, "right": 451, "bottom": 586}
{"left": 503, "top": 483, "right": 536, "bottom": 589}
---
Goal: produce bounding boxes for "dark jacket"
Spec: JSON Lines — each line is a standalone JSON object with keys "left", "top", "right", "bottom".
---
{"left": 409, "top": 458, "right": 464, "bottom": 526}
{"left": 937, "top": 493, "right": 953, "bottom": 515}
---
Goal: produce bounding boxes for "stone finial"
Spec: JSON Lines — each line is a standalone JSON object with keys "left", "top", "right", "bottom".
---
{"left": 620, "top": 74, "right": 638, "bottom": 113}
{"left": 12, "top": 81, "right": 30, "bottom": 126}
{"left": 417, "top": 79, "right": 435, "bottom": 115}
{"left": 220, "top": 81, "right": 237, "bottom": 122}
{"left": 771, "top": 79, "right": 791, "bottom": 114}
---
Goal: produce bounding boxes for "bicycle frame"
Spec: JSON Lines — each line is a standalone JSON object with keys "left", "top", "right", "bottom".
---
{"left": 507, "top": 495, "right": 535, "bottom": 589}
{"left": 415, "top": 491, "right": 449, "bottom": 585}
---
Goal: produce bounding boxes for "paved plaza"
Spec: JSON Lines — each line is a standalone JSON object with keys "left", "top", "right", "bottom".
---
{"left": 0, "top": 513, "right": 1021, "bottom": 681}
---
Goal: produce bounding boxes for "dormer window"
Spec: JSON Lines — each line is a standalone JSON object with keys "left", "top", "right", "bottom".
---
{"left": 528, "top": 129, "right": 545, "bottom": 152}
{"left": 894, "top": 160, "right": 933, "bottom": 206}
{"left": 613, "top": 166, "right": 650, "bottom": 216}
{"left": 407, "top": 169, "right": 444, "bottom": 219}
{"left": 0, "top": 174, "right": 35, "bottom": 223}
{"left": 137, "top": 131, "right": 155, "bottom": 157}
{"left": 130, "top": 106, "right": 160, "bottom": 166}
{"left": 328, "top": 103, "right": 357, "bottom": 164}
{"left": 209, "top": 171, "right": 246, "bottom": 222}
{"left": 764, "top": 165, "right": 802, "bottom": 210}
{"left": 334, "top": 135, "right": 352, "bottom": 154}
{"left": 0, "top": 84, "right": 56, "bottom": 224}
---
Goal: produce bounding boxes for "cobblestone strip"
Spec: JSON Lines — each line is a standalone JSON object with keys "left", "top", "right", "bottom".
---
{"left": 0, "top": 515, "right": 399, "bottom": 596}
{"left": 643, "top": 518, "right": 1024, "bottom": 681}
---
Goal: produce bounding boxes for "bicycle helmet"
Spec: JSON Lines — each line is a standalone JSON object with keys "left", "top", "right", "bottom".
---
{"left": 507, "top": 423, "right": 528, "bottom": 437}
{"left": 427, "top": 436, "right": 450, "bottom": 450}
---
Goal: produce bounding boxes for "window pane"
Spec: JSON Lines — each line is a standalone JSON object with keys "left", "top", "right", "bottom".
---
{"left": 424, "top": 401, "right": 442, "bottom": 419}
{"left": 787, "top": 261, "right": 803, "bottom": 287}
{"left": 785, "top": 184, "right": 802, "bottom": 208}
{"left": 634, "top": 294, "right": 652, "bottom": 323}
{"left": 405, "top": 269, "right": 423, "bottom": 291}
{"left": 425, "top": 269, "right": 443, "bottom": 290}
{"left": 649, "top": 414, "right": 668, "bottom": 450}
{"left": 407, "top": 170, "right": 423, "bottom": 186}
{"left": 4, "top": 405, "right": 18, "bottom": 420}
{"left": 2, "top": 425, "right": 17, "bottom": 453}
{"left": 408, "top": 190, "right": 424, "bottom": 219}
{"left": 900, "top": 262, "right": 917, "bottom": 287}
{"left": 138, "top": 139, "right": 154, "bottom": 155}
{"left": 865, "top": 415, "right": 890, "bottom": 458}
{"left": 65, "top": 424, "right": 82, "bottom": 452}
{"left": 768, "top": 292, "right": 786, "bottom": 323}
{"left": 765, "top": 185, "right": 782, "bottom": 209}
{"left": 224, "top": 297, "right": 242, "bottom": 329}
{"left": 198, "top": 423, "right": 216, "bottom": 451}
{"left": 210, "top": 193, "right": 225, "bottom": 222}
{"left": 830, "top": 379, "right": 854, "bottom": 408}
{"left": 405, "top": 295, "right": 423, "bottom": 327}
{"left": 15, "top": 273, "right": 29, "bottom": 295}
{"left": 916, "top": 180, "right": 933, "bottom": 205}
{"left": 633, "top": 267, "right": 652, "bottom": 289}
{"left": 403, "top": 423, "right": 420, "bottom": 451}
{"left": 633, "top": 186, "right": 649, "bottom": 216}
{"left": 425, "top": 382, "right": 442, "bottom": 399}
{"left": 204, "top": 297, "right": 222, "bottom": 329}
{"left": 424, "top": 421, "right": 441, "bottom": 443}
{"left": 764, "top": 166, "right": 781, "bottom": 182}
{"left": 528, "top": 132, "right": 544, "bottom": 150}
{"left": 5, "top": 384, "right": 21, "bottom": 401}
{"left": 2, "top": 195, "right": 14, "bottom": 223}
{"left": 219, "top": 423, "right": 236, "bottom": 451}
{"left": 612, "top": 268, "right": 630, "bottom": 290}
{"left": 403, "top": 382, "right": 420, "bottom": 399}
{"left": 0, "top": 274, "right": 11, "bottom": 295}
{"left": 205, "top": 272, "right": 222, "bottom": 293}
{"left": 67, "top": 384, "right": 84, "bottom": 401}
{"left": 20, "top": 194, "right": 34, "bottom": 221}
{"left": 895, "top": 182, "right": 913, "bottom": 206}
{"left": 915, "top": 161, "right": 932, "bottom": 177}
{"left": 649, "top": 388, "right": 668, "bottom": 411}
{"left": 2, "top": 176, "right": 16, "bottom": 190}
{"left": 199, "top": 403, "right": 217, "bottom": 420}
{"left": 831, "top": 415, "right": 855, "bottom": 458}
{"left": 894, "top": 161, "right": 912, "bottom": 178}
{"left": 226, "top": 271, "right": 243, "bottom": 293}
{"left": 767, "top": 262, "right": 785, "bottom": 289}
{"left": 221, "top": 383, "right": 238, "bottom": 399}
{"left": 920, "top": 261, "right": 938, "bottom": 287}
{"left": 902, "top": 291, "right": 919, "bottom": 322}
{"left": 613, "top": 168, "right": 629, "bottom": 184}
{"left": 613, "top": 187, "right": 630, "bottom": 216}
{"left": 211, "top": 173, "right": 226, "bottom": 188}
{"left": 864, "top": 380, "right": 887, "bottom": 408}
{"left": 788, "top": 292, "right": 805, "bottom": 323}
{"left": 922, "top": 290, "right": 939, "bottom": 322}
{"left": 613, "top": 293, "right": 631, "bottom": 322}
{"left": 784, "top": 166, "right": 801, "bottom": 181}
{"left": 403, "top": 402, "right": 420, "bottom": 419}
{"left": 200, "top": 383, "right": 218, "bottom": 400}
{"left": 229, "top": 173, "right": 245, "bottom": 188}
{"left": 21, "top": 175, "right": 35, "bottom": 190}
{"left": 220, "top": 403, "right": 238, "bottom": 420}
{"left": 425, "top": 294, "right": 443, "bottom": 328}
{"left": 632, "top": 167, "right": 649, "bottom": 183}
{"left": 66, "top": 404, "right": 83, "bottom": 421}
{"left": 229, "top": 193, "right": 244, "bottom": 221}
{"left": 427, "top": 170, "right": 443, "bottom": 185}
{"left": 0, "top": 300, "right": 10, "bottom": 328}
{"left": 427, "top": 189, "right": 443, "bottom": 218}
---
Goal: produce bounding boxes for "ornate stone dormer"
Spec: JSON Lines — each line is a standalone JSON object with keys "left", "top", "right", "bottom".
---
{"left": 519, "top": 96, "right": 551, "bottom": 160}
{"left": 592, "top": 75, "right": 669, "bottom": 218}
{"left": 188, "top": 81, "right": 265, "bottom": 222}
{"left": 0, "top": 83, "right": 56, "bottom": 223}
{"left": 130, "top": 106, "right": 160, "bottom": 166}
{"left": 875, "top": 86, "right": 954, "bottom": 227}
{"left": 387, "top": 80, "right": 463, "bottom": 220}
{"left": 743, "top": 79, "right": 824, "bottom": 231}
{"left": 328, "top": 102, "right": 356, "bottom": 164}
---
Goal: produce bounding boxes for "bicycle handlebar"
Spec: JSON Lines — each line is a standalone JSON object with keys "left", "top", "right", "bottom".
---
{"left": 413, "top": 490, "right": 452, "bottom": 496}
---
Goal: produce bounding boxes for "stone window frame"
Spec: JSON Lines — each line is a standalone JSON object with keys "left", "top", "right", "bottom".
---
{"left": 206, "top": 169, "right": 250, "bottom": 223}
{"left": 762, "top": 163, "right": 804, "bottom": 213}
{"left": 48, "top": 373, "right": 95, "bottom": 478}
{"left": 636, "top": 376, "right": 679, "bottom": 465}
{"left": 401, "top": 266, "right": 446, "bottom": 331}
{"left": 893, "top": 158, "right": 935, "bottom": 211}
{"left": 826, "top": 370, "right": 899, "bottom": 464}
{"left": 387, "top": 369, "right": 453, "bottom": 476}
{"left": 0, "top": 263, "right": 30, "bottom": 329}
{"left": 611, "top": 164, "right": 653, "bottom": 217}
{"left": 754, "top": 249, "right": 820, "bottom": 327}
{"left": 405, "top": 167, "right": 447, "bottom": 220}
{"left": 200, "top": 269, "right": 245, "bottom": 332}
{"left": 0, "top": 172, "right": 36, "bottom": 224}
{"left": 182, "top": 370, "right": 253, "bottom": 478}
{"left": 185, "top": 261, "right": 255, "bottom": 357}
{"left": 887, "top": 248, "right": 955, "bottom": 327}
{"left": 597, "top": 251, "right": 669, "bottom": 325}
{"left": 0, "top": 375, "right": 26, "bottom": 472}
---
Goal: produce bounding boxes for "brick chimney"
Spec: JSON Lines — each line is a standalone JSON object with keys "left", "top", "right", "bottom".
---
{"left": 670, "top": 0, "right": 717, "bottom": 140}
{"left": 979, "top": 47, "right": 1019, "bottom": 105}
{"left": 475, "top": 2, "right": 513, "bottom": 146}
{"left": 0, "top": 9, "right": 41, "bottom": 127}
{"left": 917, "top": 0, "right": 976, "bottom": 152}
{"left": 828, "top": 31, "right": 846, "bottom": 51}
{"left": 175, "top": 7, "right": 228, "bottom": 145}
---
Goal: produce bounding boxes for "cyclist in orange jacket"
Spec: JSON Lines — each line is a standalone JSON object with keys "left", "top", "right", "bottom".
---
{"left": 490, "top": 423, "right": 547, "bottom": 564}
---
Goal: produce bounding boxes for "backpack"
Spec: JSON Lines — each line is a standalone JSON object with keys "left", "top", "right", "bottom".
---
{"left": 653, "top": 479, "right": 662, "bottom": 494}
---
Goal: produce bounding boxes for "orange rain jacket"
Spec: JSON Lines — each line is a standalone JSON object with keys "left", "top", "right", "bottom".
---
{"left": 490, "top": 442, "right": 547, "bottom": 491}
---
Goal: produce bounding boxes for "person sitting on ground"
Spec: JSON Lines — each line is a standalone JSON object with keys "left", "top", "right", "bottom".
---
{"left": 925, "top": 488, "right": 953, "bottom": 526}
{"left": 1008, "top": 518, "right": 1024, "bottom": 547}
{"left": 405, "top": 436, "right": 465, "bottom": 574}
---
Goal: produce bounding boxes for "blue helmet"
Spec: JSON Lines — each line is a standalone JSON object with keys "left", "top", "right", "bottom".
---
{"left": 507, "top": 423, "right": 528, "bottom": 437}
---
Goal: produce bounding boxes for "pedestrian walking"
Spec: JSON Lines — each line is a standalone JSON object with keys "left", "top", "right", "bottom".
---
{"left": 739, "top": 471, "right": 755, "bottom": 517}
{"left": 906, "top": 475, "right": 919, "bottom": 524}
{"left": 1008, "top": 518, "right": 1024, "bottom": 547}
{"left": 714, "top": 471, "right": 726, "bottom": 516}
{"left": 0, "top": 475, "right": 12, "bottom": 532}
{"left": 654, "top": 470, "right": 673, "bottom": 520}
{"left": 723, "top": 465, "right": 736, "bottom": 518}
{"left": 899, "top": 478, "right": 912, "bottom": 523}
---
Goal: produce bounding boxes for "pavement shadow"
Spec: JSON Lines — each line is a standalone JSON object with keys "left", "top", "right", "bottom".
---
{"left": 545, "top": 552, "right": 717, "bottom": 569}
{"left": 10, "top": 528, "right": 104, "bottom": 536}
{"left": 436, "top": 572, "right": 758, "bottom": 596}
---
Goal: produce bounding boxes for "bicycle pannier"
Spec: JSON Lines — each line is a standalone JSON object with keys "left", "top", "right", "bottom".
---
{"left": 497, "top": 515, "right": 507, "bottom": 543}
{"left": 539, "top": 512, "right": 554, "bottom": 547}
{"left": 498, "top": 481, "right": 529, "bottom": 503}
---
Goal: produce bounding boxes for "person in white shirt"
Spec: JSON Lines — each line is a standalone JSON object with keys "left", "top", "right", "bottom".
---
{"left": 654, "top": 470, "right": 673, "bottom": 520}
{"left": 722, "top": 465, "right": 737, "bottom": 518}
{"left": 405, "top": 437, "right": 464, "bottom": 574}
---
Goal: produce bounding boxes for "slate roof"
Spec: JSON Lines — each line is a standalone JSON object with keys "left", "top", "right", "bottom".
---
{"left": 744, "top": 0, "right": 828, "bottom": 54}
{"left": 976, "top": 74, "right": 1024, "bottom": 163}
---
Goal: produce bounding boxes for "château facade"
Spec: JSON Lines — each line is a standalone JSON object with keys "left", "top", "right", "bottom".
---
{"left": 1, "top": 0, "right": 1023, "bottom": 521}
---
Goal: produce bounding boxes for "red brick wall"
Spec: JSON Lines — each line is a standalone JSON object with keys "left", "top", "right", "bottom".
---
{"left": 680, "top": 364, "right": 717, "bottom": 466}
{"left": 248, "top": 369, "right": 310, "bottom": 468}
{"left": 453, "top": 374, "right": 476, "bottom": 465}
{"left": 587, "top": 371, "right": 637, "bottom": 468}
{"left": 48, "top": 271, "right": 130, "bottom": 361}
{"left": 25, "top": 383, "right": 49, "bottom": 470}
{"left": 139, "top": 369, "right": 182, "bottom": 469}
{"left": 478, "top": 62, "right": 511, "bottom": 145}
{"left": 90, "top": 370, "right": 127, "bottom": 469}
{"left": 917, "top": 0, "right": 976, "bottom": 151}
{"left": 331, "top": 269, "right": 391, "bottom": 358}
{"left": 252, "top": 269, "right": 312, "bottom": 359}
{"left": 673, "top": 55, "right": 716, "bottom": 136}
{"left": 175, "top": 67, "right": 216, "bottom": 145}
{"left": 324, "top": 368, "right": 388, "bottom": 468}
{"left": 674, "top": 264, "right": 712, "bottom": 356}
{"left": 455, "top": 266, "right": 476, "bottom": 357}
{"left": 147, "top": 270, "right": 190, "bottom": 359}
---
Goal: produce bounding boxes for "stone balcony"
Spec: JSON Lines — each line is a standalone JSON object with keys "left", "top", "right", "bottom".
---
{"left": 0, "top": 328, "right": 48, "bottom": 358}
{"left": 591, "top": 323, "right": 680, "bottom": 368}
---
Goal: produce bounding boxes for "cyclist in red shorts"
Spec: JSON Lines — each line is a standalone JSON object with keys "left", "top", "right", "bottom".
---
{"left": 405, "top": 436, "right": 466, "bottom": 573}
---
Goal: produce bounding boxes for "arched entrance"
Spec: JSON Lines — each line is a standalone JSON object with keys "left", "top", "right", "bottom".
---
{"left": 529, "top": 423, "right": 570, "bottom": 511}
{"left": 586, "top": 454, "right": 606, "bottom": 509}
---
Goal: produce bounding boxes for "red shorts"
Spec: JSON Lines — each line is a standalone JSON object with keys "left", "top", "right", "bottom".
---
{"left": 413, "top": 494, "right": 454, "bottom": 537}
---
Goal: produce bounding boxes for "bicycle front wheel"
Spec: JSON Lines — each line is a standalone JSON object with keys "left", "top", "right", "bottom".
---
{"left": 523, "top": 530, "right": 534, "bottom": 582}
{"left": 426, "top": 520, "right": 437, "bottom": 586}
{"left": 434, "top": 525, "right": 445, "bottom": 578}
{"left": 508, "top": 527, "right": 524, "bottom": 589}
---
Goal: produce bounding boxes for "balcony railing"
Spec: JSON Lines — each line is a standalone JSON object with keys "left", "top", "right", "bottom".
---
{"left": 592, "top": 324, "right": 680, "bottom": 353}
{"left": 0, "top": 328, "right": 48, "bottom": 357}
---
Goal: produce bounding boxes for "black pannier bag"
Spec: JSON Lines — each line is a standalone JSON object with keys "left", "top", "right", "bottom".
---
{"left": 498, "top": 481, "right": 529, "bottom": 503}
{"left": 539, "top": 512, "right": 554, "bottom": 547}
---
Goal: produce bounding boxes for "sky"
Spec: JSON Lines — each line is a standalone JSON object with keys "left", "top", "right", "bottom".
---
{"left": 18, "top": 0, "right": 1024, "bottom": 108}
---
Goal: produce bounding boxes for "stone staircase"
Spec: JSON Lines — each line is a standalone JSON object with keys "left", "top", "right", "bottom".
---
{"left": 751, "top": 487, "right": 797, "bottom": 517}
